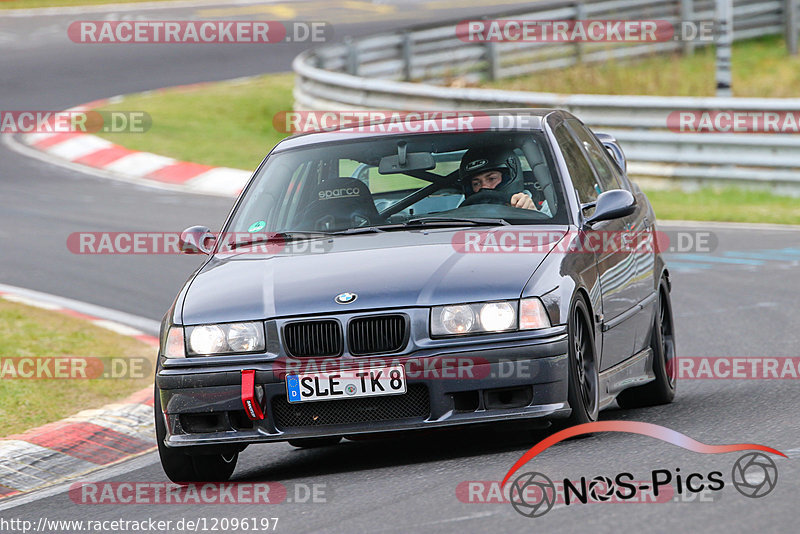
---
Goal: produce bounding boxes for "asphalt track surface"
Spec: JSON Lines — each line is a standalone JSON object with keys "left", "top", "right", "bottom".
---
{"left": 1, "top": 2, "right": 799, "bottom": 532}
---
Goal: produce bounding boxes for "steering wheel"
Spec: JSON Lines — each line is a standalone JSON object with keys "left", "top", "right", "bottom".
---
{"left": 459, "top": 189, "right": 514, "bottom": 207}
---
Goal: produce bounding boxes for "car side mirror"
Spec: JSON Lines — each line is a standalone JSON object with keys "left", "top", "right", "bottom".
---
{"left": 180, "top": 225, "right": 216, "bottom": 254}
{"left": 583, "top": 189, "right": 636, "bottom": 226}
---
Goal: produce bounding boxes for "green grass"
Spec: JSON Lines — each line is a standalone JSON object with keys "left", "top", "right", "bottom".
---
{"left": 480, "top": 35, "right": 800, "bottom": 98}
{"left": 96, "top": 73, "right": 295, "bottom": 170}
{"left": 0, "top": 0, "right": 175, "bottom": 9}
{"left": 0, "top": 300, "right": 156, "bottom": 436}
{"left": 645, "top": 187, "right": 800, "bottom": 225}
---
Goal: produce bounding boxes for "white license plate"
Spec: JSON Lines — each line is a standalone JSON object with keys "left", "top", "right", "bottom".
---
{"left": 285, "top": 365, "right": 406, "bottom": 403}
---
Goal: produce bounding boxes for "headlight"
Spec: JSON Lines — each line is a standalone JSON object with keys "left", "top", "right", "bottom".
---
{"left": 431, "top": 298, "right": 551, "bottom": 337}
{"left": 479, "top": 302, "right": 516, "bottom": 331}
{"left": 431, "top": 301, "right": 517, "bottom": 336}
{"left": 440, "top": 305, "right": 475, "bottom": 334}
{"left": 227, "top": 322, "right": 262, "bottom": 352}
{"left": 186, "top": 322, "right": 265, "bottom": 355}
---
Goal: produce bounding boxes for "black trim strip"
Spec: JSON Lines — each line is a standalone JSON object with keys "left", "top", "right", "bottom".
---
{"left": 601, "top": 290, "right": 657, "bottom": 332}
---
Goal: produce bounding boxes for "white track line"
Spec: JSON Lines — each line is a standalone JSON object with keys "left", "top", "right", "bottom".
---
{"left": 0, "top": 283, "right": 160, "bottom": 335}
{"left": 0, "top": 452, "right": 159, "bottom": 512}
{"left": 45, "top": 135, "right": 113, "bottom": 160}
{"left": 1, "top": 134, "right": 230, "bottom": 198}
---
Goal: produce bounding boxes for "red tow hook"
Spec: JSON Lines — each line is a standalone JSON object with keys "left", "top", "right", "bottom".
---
{"left": 241, "top": 369, "right": 265, "bottom": 420}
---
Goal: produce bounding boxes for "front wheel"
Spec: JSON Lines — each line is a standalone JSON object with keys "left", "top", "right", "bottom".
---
{"left": 561, "top": 295, "right": 600, "bottom": 427}
{"left": 154, "top": 386, "right": 238, "bottom": 483}
{"left": 616, "top": 278, "right": 677, "bottom": 408}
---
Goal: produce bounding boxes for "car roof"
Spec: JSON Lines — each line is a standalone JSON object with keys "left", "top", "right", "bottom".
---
{"left": 272, "top": 108, "right": 573, "bottom": 152}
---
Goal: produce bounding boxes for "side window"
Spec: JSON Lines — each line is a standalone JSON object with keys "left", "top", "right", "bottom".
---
{"left": 566, "top": 119, "right": 622, "bottom": 193}
{"left": 553, "top": 124, "right": 598, "bottom": 205}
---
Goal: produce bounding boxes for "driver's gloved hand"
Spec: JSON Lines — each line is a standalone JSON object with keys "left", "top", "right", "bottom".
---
{"left": 510, "top": 190, "right": 537, "bottom": 210}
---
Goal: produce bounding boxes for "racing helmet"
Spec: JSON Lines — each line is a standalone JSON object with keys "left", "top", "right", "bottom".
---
{"left": 458, "top": 147, "right": 523, "bottom": 198}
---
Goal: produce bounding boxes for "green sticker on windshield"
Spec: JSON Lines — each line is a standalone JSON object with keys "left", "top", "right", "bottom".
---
{"left": 248, "top": 221, "right": 266, "bottom": 232}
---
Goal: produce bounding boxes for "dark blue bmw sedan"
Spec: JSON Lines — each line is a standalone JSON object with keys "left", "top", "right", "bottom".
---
{"left": 154, "top": 109, "right": 676, "bottom": 482}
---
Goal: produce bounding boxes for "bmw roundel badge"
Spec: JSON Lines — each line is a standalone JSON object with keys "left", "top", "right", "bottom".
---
{"left": 335, "top": 292, "right": 358, "bottom": 304}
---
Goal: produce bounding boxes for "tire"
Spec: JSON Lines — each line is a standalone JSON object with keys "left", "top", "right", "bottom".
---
{"left": 154, "top": 386, "right": 238, "bottom": 483}
{"left": 289, "top": 437, "right": 342, "bottom": 448}
{"left": 560, "top": 295, "right": 600, "bottom": 427}
{"left": 616, "top": 278, "right": 677, "bottom": 408}
{"left": 189, "top": 451, "right": 239, "bottom": 482}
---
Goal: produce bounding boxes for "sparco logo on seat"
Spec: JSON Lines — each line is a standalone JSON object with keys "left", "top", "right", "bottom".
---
{"left": 320, "top": 188, "right": 360, "bottom": 199}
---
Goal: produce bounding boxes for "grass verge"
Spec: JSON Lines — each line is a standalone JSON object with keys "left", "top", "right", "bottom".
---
{"left": 478, "top": 35, "right": 800, "bottom": 98}
{"left": 645, "top": 187, "right": 800, "bottom": 225}
{"left": 0, "top": 299, "right": 156, "bottom": 436}
{"left": 96, "top": 73, "right": 295, "bottom": 170}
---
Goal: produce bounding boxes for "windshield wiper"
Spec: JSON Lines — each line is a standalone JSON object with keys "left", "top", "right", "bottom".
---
{"left": 403, "top": 217, "right": 511, "bottom": 227}
{"left": 226, "top": 231, "right": 332, "bottom": 250}
{"left": 327, "top": 218, "right": 510, "bottom": 235}
{"left": 272, "top": 218, "right": 510, "bottom": 240}
{"left": 329, "top": 226, "right": 393, "bottom": 235}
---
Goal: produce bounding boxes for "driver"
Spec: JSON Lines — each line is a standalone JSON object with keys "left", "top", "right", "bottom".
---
{"left": 459, "top": 147, "right": 536, "bottom": 210}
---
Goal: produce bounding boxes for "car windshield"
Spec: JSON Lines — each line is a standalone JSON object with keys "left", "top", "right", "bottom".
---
{"left": 225, "top": 131, "right": 568, "bottom": 237}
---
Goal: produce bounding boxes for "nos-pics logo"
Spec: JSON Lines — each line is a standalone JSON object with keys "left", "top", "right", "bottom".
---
{"left": 502, "top": 421, "right": 784, "bottom": 518}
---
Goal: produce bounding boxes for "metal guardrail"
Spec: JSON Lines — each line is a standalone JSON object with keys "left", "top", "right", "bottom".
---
{"left": 293, "top": 0, "right": 800, "bottom": 192}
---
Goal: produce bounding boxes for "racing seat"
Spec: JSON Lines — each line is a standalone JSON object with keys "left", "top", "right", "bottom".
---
{"left": 531, "top": 163, "right": 557, "bottom": 212}
{"left": 295, "top": 177, "right": 386, "bottom": 232}
{"left": 522, "top": 169, "right": 547, "bottom": 209}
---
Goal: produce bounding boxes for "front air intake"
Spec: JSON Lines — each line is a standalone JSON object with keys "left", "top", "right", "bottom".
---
{"left": 283, "top": 320, "right": 343, "bottom": 357}
{"left": 348, "top": 314, "right": 407, "bottom": 355}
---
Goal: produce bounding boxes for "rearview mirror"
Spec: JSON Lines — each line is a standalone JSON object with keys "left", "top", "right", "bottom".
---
{"left": 584, "top": 189, "right": 636, "bottom": 226}
{"left": 180, "top": 225, "right": 216, "bottom": 254}
{"left": 378, "top": 142, "right": 435, "bottom": 174}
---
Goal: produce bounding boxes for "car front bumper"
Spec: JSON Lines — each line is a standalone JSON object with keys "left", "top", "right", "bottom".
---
{"left": 156, "top": 328, "right": 570, "bottom": 448}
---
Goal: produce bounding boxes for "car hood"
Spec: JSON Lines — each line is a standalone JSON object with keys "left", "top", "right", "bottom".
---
{"left": 181, "top": 226, "right": 568, "bottom": 324}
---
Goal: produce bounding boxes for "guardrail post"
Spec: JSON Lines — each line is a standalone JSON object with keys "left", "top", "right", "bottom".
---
{"left": 401, "top": 32, "right": 413, "bottom": 81}
{"left": 575, "top": 2, "right": 586, "bottom": 63}
{"left": 715, "top": 0, "right": 733, "bottom": 96}
{"left": 485, "top": 40, "right": 499, "bottom": 81}
{"left": 344, "top": 36, "right": 359, "bottom": 76}
{"left": 785, "top": 0, "right": 798, "bottom": 55}
{"left": 680, "top": 0, "right": 695, "bottom": 55}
